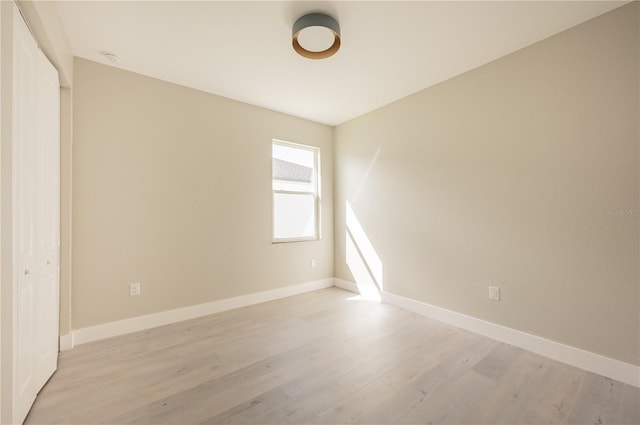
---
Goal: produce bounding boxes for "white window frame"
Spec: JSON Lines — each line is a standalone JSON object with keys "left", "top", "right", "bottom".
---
{"left": 272, "top": 139, "right": 321, "bottom": 243}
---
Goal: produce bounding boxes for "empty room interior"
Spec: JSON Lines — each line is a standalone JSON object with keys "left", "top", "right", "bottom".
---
{"left": 1, "top": 0, "right": 639, "bottom": 424}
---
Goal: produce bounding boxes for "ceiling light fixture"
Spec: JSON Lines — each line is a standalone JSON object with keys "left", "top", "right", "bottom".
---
{"left": 292, "top": 13, "right": 340, "bottom": 60}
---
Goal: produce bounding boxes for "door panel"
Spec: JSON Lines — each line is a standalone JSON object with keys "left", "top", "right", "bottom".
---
{"left": 35, "top": 51, "right": 60, "bottom": 389}
{"left": 12, "top": 4, "right": 60, "bottom": 423}
{"left": 13, "top": 8, "right": 40, "bottom": 423}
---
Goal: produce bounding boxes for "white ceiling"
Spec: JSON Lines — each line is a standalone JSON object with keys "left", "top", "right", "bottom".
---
{"left": 55, "top": 1, "right": 627, "bottom": 126}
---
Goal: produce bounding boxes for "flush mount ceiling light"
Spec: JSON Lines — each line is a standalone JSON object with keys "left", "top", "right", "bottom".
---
{"left": 292, "top": 13, "right": 340, "bottom": 59}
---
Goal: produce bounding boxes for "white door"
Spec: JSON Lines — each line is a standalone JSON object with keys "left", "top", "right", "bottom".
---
{"left": 13, "top": 7, "right": 40, "bottom": 421}
{"left": 12, "top": 6, "right": 60, "bottom": 424}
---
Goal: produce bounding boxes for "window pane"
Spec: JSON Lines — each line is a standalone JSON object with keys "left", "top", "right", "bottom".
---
{"left": 273, "top": 144, "right": 315, "bottom": 169}
{"left": 272, "top": 143, "right": 315, "bottom": 192}
{"left": 273, "top": 193, "right": 316, "bottom": 239}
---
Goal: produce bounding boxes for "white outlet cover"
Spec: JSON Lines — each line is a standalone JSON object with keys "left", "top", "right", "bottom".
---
{"left": 489, "top": 286, "right": 500, "bottom": 301}
{"left": 130, "top": 282, "right": 141, "bottom": 296}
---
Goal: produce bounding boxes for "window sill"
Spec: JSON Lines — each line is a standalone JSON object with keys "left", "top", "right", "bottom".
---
{"left": 272, "top": 236, "right": 321, "bottom": 244}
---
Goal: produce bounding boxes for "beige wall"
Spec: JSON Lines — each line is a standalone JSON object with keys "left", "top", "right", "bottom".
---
{"left": 72, "top": 58, "right": 334, "bottom": 329}
{"left": 334, "top": 3, "right": 639, "bottom": 365}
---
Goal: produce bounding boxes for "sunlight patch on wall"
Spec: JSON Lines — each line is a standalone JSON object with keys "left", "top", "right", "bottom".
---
{"left": 346, "top": 202, "right": 383, "bottom": 301}
{"left": 352, "top": 146, "right": 382, "bottom": 202}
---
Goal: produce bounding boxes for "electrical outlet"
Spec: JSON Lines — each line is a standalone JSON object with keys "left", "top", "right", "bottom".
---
{"left": 311, "top": 258, "right": 317, "bottom": 268}
{"left": 130, "top": 282, "right": 141, "bottom": 296}
{"left": 489, "top": 286, "right": 500, "bottom": 301}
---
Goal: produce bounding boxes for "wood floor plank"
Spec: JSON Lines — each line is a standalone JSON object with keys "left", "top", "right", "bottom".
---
{"left": 251, "top": 381, "right": 349, "bottom": 425}
{"left": 146, "top": 343, "right": 320, "bottom": 423}
{"left": 354, "top": 335, "right": 495, "bottom": 424}
{"left": 567, "top": 373, "right": 640, "bottom": 425}
{"left": 279, "top": 319, "right": 429, "bottom": 399}
{"left": 399, "top": 369, "right": 496, "bottom": 424}
{"left": 311, "top": 378, "right": 397, "bottom": 424}
{"left": 200, "top": 387, "right": 292, "bottom": 425}
{"left": 24, "top": 288, "right": 639, "bottom": 425}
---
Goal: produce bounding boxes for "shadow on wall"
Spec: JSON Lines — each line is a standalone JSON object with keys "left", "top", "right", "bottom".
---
{"left": 346, "top": 202, "right": 383, "bottom": 301}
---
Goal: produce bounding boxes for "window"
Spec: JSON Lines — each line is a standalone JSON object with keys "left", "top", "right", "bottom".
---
{"left": 272, "top": 140, "right": 320, "bottom": 242}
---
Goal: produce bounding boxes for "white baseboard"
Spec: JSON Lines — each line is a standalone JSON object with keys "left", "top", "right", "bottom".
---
{"left": 333, "top": 277, "right": 360, "bottom": 293}
{"left": 62, "top": 277, "right": 640, "bottom": 388}
{"left": 59, "top": 333, "right": 74, "bottom": 351}
{"left": 379, "top": 290, "right": 639, "bottom": 388}
{"left": 71, "top": 278, "right": 334, "bottom": 346}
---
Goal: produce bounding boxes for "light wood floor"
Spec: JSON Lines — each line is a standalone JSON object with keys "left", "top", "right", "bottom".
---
{"left": 26, "top": 288, "right": 639, "bottom": 424}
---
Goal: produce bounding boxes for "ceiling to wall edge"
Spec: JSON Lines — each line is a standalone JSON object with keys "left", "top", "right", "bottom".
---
{"left": 21, "top": 0, "right": 636, "bottom": 128}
